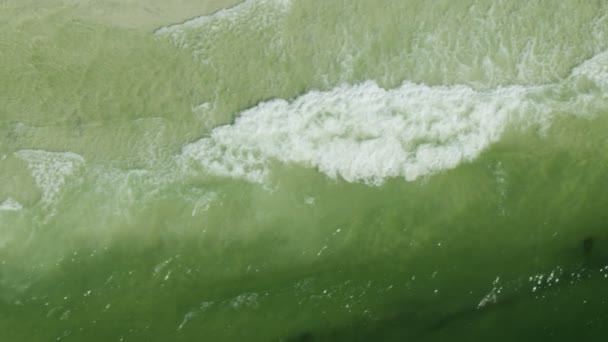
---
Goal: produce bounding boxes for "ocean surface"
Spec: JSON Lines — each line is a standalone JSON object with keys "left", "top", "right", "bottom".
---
{"left": 2, "top": 0, "right": 608, "bottom": 341}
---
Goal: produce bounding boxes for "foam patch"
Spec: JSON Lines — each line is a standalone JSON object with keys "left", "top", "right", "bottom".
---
{"left": 0, "top": 198, "right": 23, "bottom": 212}
{"left": 15, "top": 150, "right": 85, "bottom": 204}
{"left": 180, "top": 81, "right": 537, "bottom": 185}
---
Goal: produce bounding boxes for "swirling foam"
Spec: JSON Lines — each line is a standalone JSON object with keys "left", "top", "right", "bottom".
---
{"left": 15, "top": 150, "right": 85, "bottom": 205}
{"left": 179, "top": 44, "right": 608, "bottom": 186}
{"left": 181, "top": 81, "right": 537, "bottom": 185}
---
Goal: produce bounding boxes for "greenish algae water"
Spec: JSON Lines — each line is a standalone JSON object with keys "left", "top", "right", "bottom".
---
{"left": 2, "top": 0, "right": 608, "bottom": 341}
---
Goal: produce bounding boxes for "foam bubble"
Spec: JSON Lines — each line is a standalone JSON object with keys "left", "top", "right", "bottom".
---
{"left": 15, "top": 150, "right": 85, "bottom": 204}
{"left": 0, "top": 198, "right": 23, "bottom": 212}
{"left": 181, "top": 81, "right": 538, "bottom": 185}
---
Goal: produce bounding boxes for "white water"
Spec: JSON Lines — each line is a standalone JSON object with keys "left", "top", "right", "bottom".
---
{"left": 0, "top": 198, "right": 23, "bottom": 212}
{"left": 180, "top": 81, "right": 537, "bottom": 185}
{"left": 175, "top": 36, "right": 608, "bottom": 186}
{"left": 15, "top": 150, "right": 85, "bottom": 205}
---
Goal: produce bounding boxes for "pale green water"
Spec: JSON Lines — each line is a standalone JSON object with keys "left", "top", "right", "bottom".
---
{"left": 2, "top": 0, "right": 608, "bottom": 341}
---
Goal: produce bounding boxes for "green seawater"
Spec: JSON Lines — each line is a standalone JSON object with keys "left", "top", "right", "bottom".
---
{"left": 2, "top": 0, "right": 608, "bottom": 341}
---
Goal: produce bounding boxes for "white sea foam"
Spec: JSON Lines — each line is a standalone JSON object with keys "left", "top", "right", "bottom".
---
{"left": 155, "top": 0, "right": 291, "bottom": 40}
{"left": 181, "top": 81, "right": 540, "bottom": 185}
{"left": 178, "top": 43, "right": 608, "bottom": 186}
{"left": 572, "top": 49, "right": 608, "bottom": 89}
{"left": 15, "top": 150, "right": 85, "bottom": 204}
{"left": 0, "top": 198, "right": 23, "bottom": 212}
{"left": 162, "top": 0, "right": 608, "bottom": 186}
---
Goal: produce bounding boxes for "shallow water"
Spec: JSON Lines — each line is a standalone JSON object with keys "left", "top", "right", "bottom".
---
{"left": 2, "top": 1, "right": 608, "bottom": 341}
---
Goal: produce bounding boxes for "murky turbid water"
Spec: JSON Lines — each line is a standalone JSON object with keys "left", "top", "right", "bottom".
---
{"left": 2, "top": 0, "right": 608, "bottom": 341}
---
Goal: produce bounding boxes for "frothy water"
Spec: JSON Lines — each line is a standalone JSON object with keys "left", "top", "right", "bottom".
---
{"left": 157, "top": 0, "right": 608, "bottom": 187}
{"left": 181, "top": 81, "right": 528, "bottom": 185}
{"left": 180, "top": 47, "right": 608, "bottom": 185}
{"left": 0, "top": 198, "right": 23, "bottom": 212}
{"left": 14, "top": 150, "right": 85, "bottom": 206}
{"left": 2, "top": 0, "right": 608, "bottom": 341}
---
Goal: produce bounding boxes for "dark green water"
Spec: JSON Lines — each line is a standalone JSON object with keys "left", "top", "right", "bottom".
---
{"left": 2, "top": 0, "right": 608, "bottom": 341}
